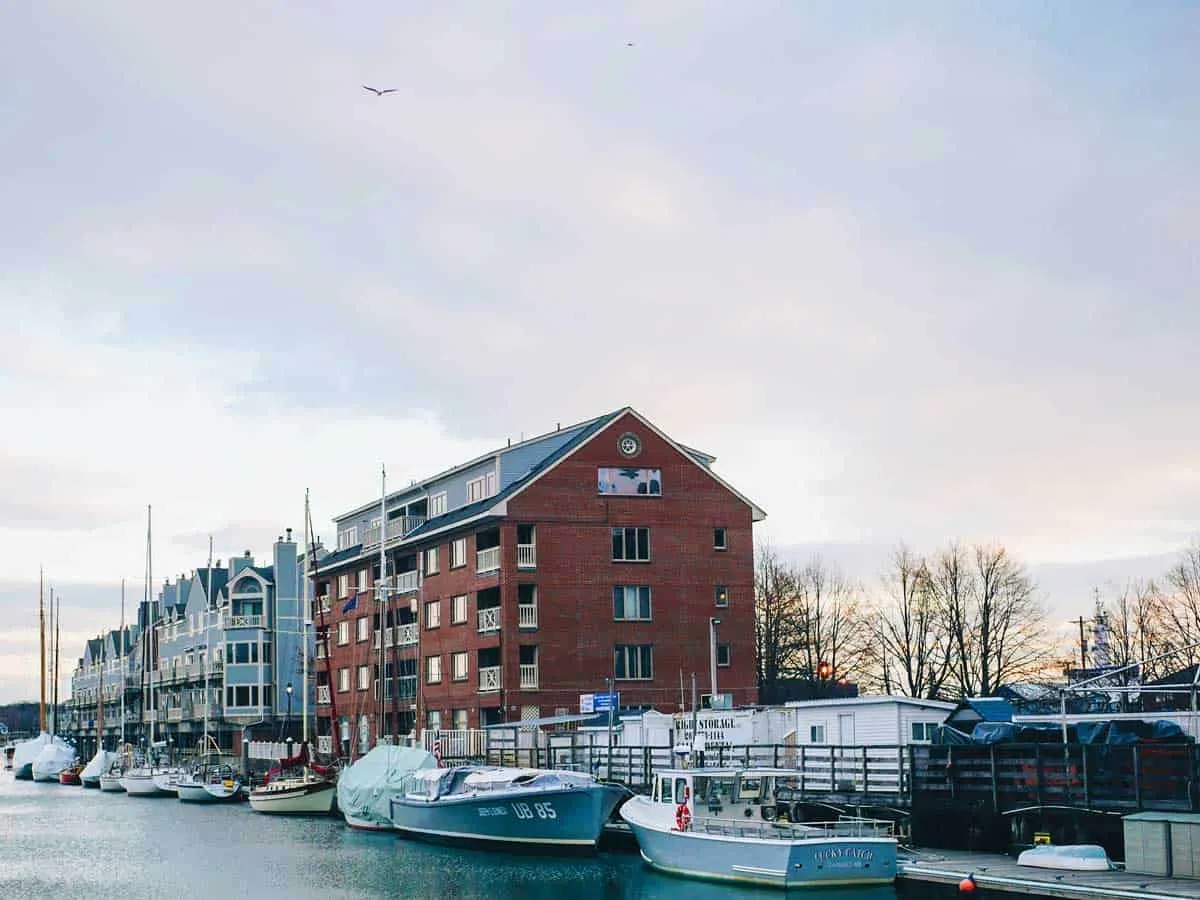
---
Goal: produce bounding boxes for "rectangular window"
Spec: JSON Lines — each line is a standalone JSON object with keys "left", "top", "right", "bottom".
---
{"left": 357, "top": 664, "right": 370, "bottom": 691}
{"left": 911, "top": 722, "right": 938, "bottom": 742}
{"left": 714, "top": 527, "right": 727, "bottom": 550}
{"left": 429, "top": 492, "right": 447, "bottom": 517}
{"left": 426, "top": 709, "right": 442, "bottom": 730}
{"left": 357, "top": 568, "right": 369, "bottom": 591}
{"left": 356, "top": 616, "right": 369, "bottom": 643}
{"left": 337, "top": 621, "right": 350, "bottom": 646}
{"left": 810, "top": 724, "right": 826, "bottom": 744}
{"left": 337, "top": 573, "right": 350, "bottom": 598}
{"left": 338, "top": 668, "right": 350, "bottom": 693}
{"left": 614, "top": 644, "right": 653, "bottom": 680}
{"left": 425, "top": 546, "right": 440, "bottom": 575}
{"left": 611, "top": 527, "right": 650, "bottom": 562}
{"left": 451, "top": 651, "right": 469, "bottom": 681}
{"left": 338, "top": 526, "right": 359, "bottom": 550}
{"left": 452, "top": 709, "right": 469, "bottom": 731}
{"left": 612, "top": 585, "right": 652, "bottom": 621}
{"left": 451, "top": 594, "right": 468, "bottom": 625}
{"left": 715, "top": 585, "right": 729, "bottom": 607}
{"left": 425, "top": 599, "right": 441, "bottom": 629}
{"left": 486, "top": 471, "right": 496, "bottom": 496}
{"left": 425, "top": 655, "right": 442, "bottom": 684}
{"left": 450, "top": 538, "right": 467, "bottom": 569}
{"left": 466, "top": 476, "right": 486, "bottom": 503}
{"left": 717, "top": 644, "right": 731, "bottom": 667}
{"left": 598, "top": 467, "right": 662, "bottom": 496}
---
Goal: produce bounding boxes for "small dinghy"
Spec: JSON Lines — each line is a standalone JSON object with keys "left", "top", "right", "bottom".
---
{"left": 1017, "top": 844, "right": 1113, "bottom": 871}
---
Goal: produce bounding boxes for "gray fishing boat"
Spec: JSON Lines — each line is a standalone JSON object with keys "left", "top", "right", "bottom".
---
{"left": 621, "top": 767, "right": 897, "bottom": 889}
{"left": 388, "top": 766, "right": 628, "bottom": 851}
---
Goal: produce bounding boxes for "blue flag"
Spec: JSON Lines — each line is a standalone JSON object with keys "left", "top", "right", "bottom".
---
{"left": 341, "top": 593, "right": 358, "bottom": 614}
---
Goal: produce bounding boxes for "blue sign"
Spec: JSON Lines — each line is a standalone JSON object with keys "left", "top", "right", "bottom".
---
{"left": 593, "top": 692, "right": 619, "bottom": 713}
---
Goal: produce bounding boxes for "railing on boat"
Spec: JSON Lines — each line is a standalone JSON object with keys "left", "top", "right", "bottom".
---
{"left": 691, "top": 816, "right": 895, "bottom": 841}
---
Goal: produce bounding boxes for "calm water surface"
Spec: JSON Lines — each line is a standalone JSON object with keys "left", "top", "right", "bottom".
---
{"left": 0, "top": 773, "right": 1015, "bottom": 899}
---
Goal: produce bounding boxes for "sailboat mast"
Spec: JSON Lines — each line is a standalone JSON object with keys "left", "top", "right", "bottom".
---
{"left": 147, "top": 504, "right": 155, "bottom": 748}
{"left": 39, "top": 568, "right": 46, "bottom": 734}
{"left": 302, "top": 490, "right": 310, "bottom": 746}
{"left": 378, "top": 464, "right": 387, "bottom": 746}
{"left": 53, "top": 595, "right": 61, "bottom": 734}
{"left": 97, "top": 632, "right": 104, "bottom": 753}
{"left": 306, "top": 500, "right": 339, "bottom": 753}
{"left": 204, "top": 534, "right": 213, "bottom": 749}
{"left": 119, "top": 579, "right": 126, "bottom": 747}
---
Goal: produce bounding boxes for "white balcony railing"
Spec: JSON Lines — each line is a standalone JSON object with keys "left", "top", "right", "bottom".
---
{"left": 517, "top": 543, "right": 537, "bottom": 569}
{"left": 167, "top": 707, "right": 184, "bottom": 723}
{"left": 519, "top": 664, "right": 539, "bottom": 690}
{"left": 363, "top": 515, "right": 428, "bottom": 548}
{"left": 477, "top": 606, "right": 500, "bottom": 633}
{"left": 478, "top": 666, "right": 501, "bottom": 692}
{"left": 223, "top": 614, "right": 264, "bottom": 629}
{"left": 396, "top": 623, "right": 418, "bottom": 646}
{"left": 518, "top": 603, "right": 538, "bottom": 629}
{"left": 394, "top": 570, "right": 419, "bottom": 594}
{"left": 476, "top": 546, "right": 500, "bottom": 574}
{"left": 317, "top": 685, "right": 331, "bottom": 705}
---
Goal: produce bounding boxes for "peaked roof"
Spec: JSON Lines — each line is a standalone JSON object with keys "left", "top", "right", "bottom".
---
{"left": 949, "top": 698, "right": 1014, "bottom": 722}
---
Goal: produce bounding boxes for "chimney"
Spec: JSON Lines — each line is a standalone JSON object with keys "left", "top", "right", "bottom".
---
{"left": 244, "top": 550, "right": 251, "bottom": 558}
{"left": 286, "top": 527, "right": 293, "bottom": 541}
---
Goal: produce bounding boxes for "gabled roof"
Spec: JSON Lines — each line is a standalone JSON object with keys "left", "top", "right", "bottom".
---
{"left": 85, "top": 637, "right": 102, "bottom": 663}
{"left": 783, "top": 695, "right": 956, "bottom": 711}
{"left": 948, "top": 697, "right": 1014, "bottom": 722}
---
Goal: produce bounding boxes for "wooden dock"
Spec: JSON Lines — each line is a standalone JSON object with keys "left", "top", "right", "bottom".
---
{"left": 899, "top": 849, "right": 1200, "bottom": 899}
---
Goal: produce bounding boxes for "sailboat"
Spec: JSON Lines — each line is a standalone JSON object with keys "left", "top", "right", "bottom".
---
{"left": 99, "top": 584, "right": 131, "bottom": 792}
{"left": 82, "top": 620, "right": 120, "bottom": 787}
{"left": 122, "top": 506, "right": 172, "bottom": 797}
{"left": 32, "top": 589, "right": 76, "bottom": 782}
{"left": 247, "top": 491, "right": 337, "bottom": 816}
{"left": 12, "top": 570, "right": 52, "bottom": 780}
{"left": 177, "top": 538, "right": 243, "bottom": 803}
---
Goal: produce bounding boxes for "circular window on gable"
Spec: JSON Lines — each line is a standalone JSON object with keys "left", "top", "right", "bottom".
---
{"left": 617, "top": 432, "right": 641, "bottom": 458}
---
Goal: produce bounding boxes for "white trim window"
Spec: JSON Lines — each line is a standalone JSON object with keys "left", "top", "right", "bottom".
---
{"left": 429, "top": 492, "right": 447, "bottom": 517}
{"left": 338, "top": 526, "right": 359, "bottom": 550}
{"left": 451, "top": 594, "right": 468, "bottom": 625}
{"left": 357, "top": 568, "right": 369, "bottom": 592}
{"left": 451, "top": 651, "right": 468, "bottom": 682}
{"left": 613, "top": 585, "right": 651, "bottom": 621}
{"left": 714, "top": 527, "right": 727, "bottom": 550}
{"left": 450, "top": 538, "right": 467, "bottom": 569}
{"left": 425, "top": 546, "right": 440, "bottom": 576}
{"left": 810, "top": 724, "right": 826, "bottom": 744}
{"left": 337, "top": 667, "right": 350, "bottom": 693}
{"left": 357, "top": 664, "right": 370, "bottom": 691}
{"left": 337, "top": 574, "right": 350, "bottom": 599}
{"left": 425, "top": 599, "right": 441, "bottom": 629}
{"left": 337, "top": 621, "right": 350, "bottom": 646}
{"left": 717, "top": 644, "right": 731, "bottom": 667}
{"left": 356, "top": 616, "right": 369, "bottom": 643}
{"left": 612, "top": 527, "right": 650, "bottom": 562}
{"left": 466, "top": 476, "right": 486, "bottom": 503}
{"left": 911, "top": 722, "right": 938, "bottom": 742}
{"left": 425, "top": 655, "right": 442, "bottom": 684}
{"left": 614, "top": 644, "right": 653, "bottom": 680}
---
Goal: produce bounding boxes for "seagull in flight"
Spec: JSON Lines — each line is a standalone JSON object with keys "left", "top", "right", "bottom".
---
{"left": 362, "top": 85, "right": 397, "bottom": 96}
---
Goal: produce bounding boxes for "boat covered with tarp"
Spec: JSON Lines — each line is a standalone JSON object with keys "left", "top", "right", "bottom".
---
{"left": 31, "top": 735, "right": 76, "bottom": 782}
{"left": 337, "top": 745, "right": 439, "bottom": 830}
{"left": 81, "top": 749, "right": 120, "bottom": 788}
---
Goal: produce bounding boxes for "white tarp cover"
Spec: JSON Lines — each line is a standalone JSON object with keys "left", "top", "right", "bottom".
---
{"left": 14, "top": 732, "right": 70, "bottom": 773}
{"left": 337, "top": 746, "right": 438, "bottom": 827}
{"left": 31, "top": 736, "right": 75, "bottom": 779}
{"left": 81, "top": 749, "right": 120, "bottom": 782}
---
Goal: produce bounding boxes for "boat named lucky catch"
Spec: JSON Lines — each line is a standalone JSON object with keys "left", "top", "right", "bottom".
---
{"left": 621, "top": 767, "right": 898, "bottom": 889}
{"left": 389, "top": 766, "right": 629, "bottom": 851}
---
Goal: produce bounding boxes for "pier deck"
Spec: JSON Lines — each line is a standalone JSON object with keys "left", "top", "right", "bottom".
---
{"left": 900, "top": 849, "right": 1200, "bottom": 899}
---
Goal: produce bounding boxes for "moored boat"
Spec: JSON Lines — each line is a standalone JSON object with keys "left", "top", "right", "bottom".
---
{"left": 121, "top": 765, "right": 170, "bottom": 796}
{"left": 248, "top": 743, "right": 336, "bottom": 815}
{"left": 81, "top": 749, "right": 120, "bottom": 788}
{"left": 178, "top": 763, "right": 242, "bottom": 803}
{"left": 32, "top": 739, "right": 76, "bottom": 782}
{"left": 337, "top": 745, "right": 438, "bottom": 830}
{"left": 59, "top": 764, "right": 84, "bottom": 785}
{"left": 1017, "top": 844, "right": 1113, "bottom": 871}
{"left": 621, "top": 767, "right": 897, "bottom": 889}
{"left": 388, "top": 766, "right": 629, "bottom": 851}
{"left": 152, "top": 768, "right": 183, "bottom": 795}
{"left": 99, "top": 760, "right": 127, "bottom": 792}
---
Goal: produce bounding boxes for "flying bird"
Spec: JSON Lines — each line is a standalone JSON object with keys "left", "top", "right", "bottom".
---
{"left": 362, "top": 85, "right": 397, "bottom": 96}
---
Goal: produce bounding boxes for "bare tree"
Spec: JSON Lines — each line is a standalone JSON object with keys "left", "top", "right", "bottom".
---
{"left": 792, "top": 557, "right": 870, "bottom": 684}
{"left": 873, "top": 546, "right": 952, "bottom": 699}
{"left": 754, "top": 544, "right": 803, "bottom": 696}
{"left": 1160, "top": 543, "right": 1200, "bottom": 669}
{"left": 928, "top": 542, "right": 979, "bottom": 695}
{"left": 1104, "top": 579, "right": 1169, "bottom": 678}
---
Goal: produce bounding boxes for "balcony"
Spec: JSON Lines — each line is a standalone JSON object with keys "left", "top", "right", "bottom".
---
{"left": 517, "top": 543, "right": 537, "bottom": 569}
{"left": 317, "top": 685, "right": 331, "bottom": 705}
{"left": 394, "top": 570, "right": 419, "bottom": 594}
{"left": 518, "top": 603, "right": 538, "bottom": 629}
{"left": 396, "top": 623, "right": 418, "bottom": 646}
{"left": 167, "top": 707, "right": 184, "bottom": 723}
{"left": 519, "top": 664, "right": 539, "bottom": 690}
{"left": 478, "top": 666, "right": 501, "bottom": 693}
{"left": 477, "top": 606, "right": 500, "bottom": 633}
{"left": 476, "top": 546, "right": 500, "bottom": 574}
{"left": 223, "top": 613, "right": 265, "bottom": 629}
{"left": 363, "top": 515, "right": 428, "bottom": 548}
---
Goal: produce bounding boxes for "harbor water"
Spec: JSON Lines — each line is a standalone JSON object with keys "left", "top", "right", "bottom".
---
{"left": 0, "top": 773, "right": 1036, "bottom": 899}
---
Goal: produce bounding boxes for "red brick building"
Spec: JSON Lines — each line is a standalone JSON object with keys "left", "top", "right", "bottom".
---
{"left": 310, "top": 408, "right": 764, "bottom": 753}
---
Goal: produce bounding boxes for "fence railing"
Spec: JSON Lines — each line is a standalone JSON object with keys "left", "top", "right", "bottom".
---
{"left": 518, "top": 603, "right": 538, "bottom": 629}
{"left": 476, "top": 547, "right": 500, "bottom": 574}
{"left": 424, "top": 729, "right": 488, "bottom": 759}
{"left": 478, "top": 666, "right": 501, "bottom": 692}
{"left": 477, "top": 606, "right": 500, "bottom": 633}
{"left": 516, "top": 543, "right": 536, "bottom": 569}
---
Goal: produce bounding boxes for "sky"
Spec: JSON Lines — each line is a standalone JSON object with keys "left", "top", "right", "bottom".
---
{"left": 1, "top": 2, "right": 1197, "bottom": 702}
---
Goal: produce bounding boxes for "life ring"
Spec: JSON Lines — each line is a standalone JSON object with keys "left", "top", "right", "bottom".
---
{"left": 675, "top": 803, "right": 692, "bottom": 831}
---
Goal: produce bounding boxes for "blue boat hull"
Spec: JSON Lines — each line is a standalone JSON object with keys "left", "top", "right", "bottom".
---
{"left": 627, "top": 822, "right": 896, "bottom": 889}
{"left": 389, "top": 784, "right": 627, "bottom": 851}
{"left": 14, "top": 763, "right": 33, "bottom": 780}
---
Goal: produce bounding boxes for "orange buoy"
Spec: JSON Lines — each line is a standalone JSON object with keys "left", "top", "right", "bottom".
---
{"left": 958, "top": 874, "right": 976, "bottom": 892}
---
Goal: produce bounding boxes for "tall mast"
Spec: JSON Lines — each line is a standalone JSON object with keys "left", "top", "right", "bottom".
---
{"left": 53, "top": 594, "right": 61, "bottom": 734}
{"left": 97, "top": 632, "right": 104, "bottom": 753}
{"left": 38, "top": 568, "right": 46, "bottom": 734}
{"left": 302, "top": 490, "right": 310, "bottom": 746}
{"left": 204, "top": 534, "right": 213, "bottom": 749}
{"left": 306, "top": 499, "right": 339, "bottom": 753}
{"left": 147, "top": 504, "right": 155, "bottom": 748}
{"left": 378, "top": 464, "right": 387, "bottom": 746}
{"left": 119, "top": 579, "right": 126, "bottom": 747}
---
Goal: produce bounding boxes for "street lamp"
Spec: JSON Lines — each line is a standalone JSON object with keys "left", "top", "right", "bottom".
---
{"left": 708, "top": 617, "right": 721, "bottom": 705}
{"left": 284, "top": 682, "right": 294, "bottom": 744}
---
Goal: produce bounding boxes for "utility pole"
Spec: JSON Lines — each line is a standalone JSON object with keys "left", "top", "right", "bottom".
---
{"left": 1077, "top": 615, "right": 1088, "bottom": 674}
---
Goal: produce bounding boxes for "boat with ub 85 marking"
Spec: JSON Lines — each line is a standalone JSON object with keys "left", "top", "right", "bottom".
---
{"left": 388, "top": 766, "right": 629, "bottom": 851}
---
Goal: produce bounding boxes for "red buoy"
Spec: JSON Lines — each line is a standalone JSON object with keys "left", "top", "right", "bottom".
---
{"left": 958, "top": 874, "right": 976, "bottom": 892}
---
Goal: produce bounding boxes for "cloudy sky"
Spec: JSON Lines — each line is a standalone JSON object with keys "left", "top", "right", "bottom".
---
{"left": 2, "top": 2, "right": 1196, "bottom": 702}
